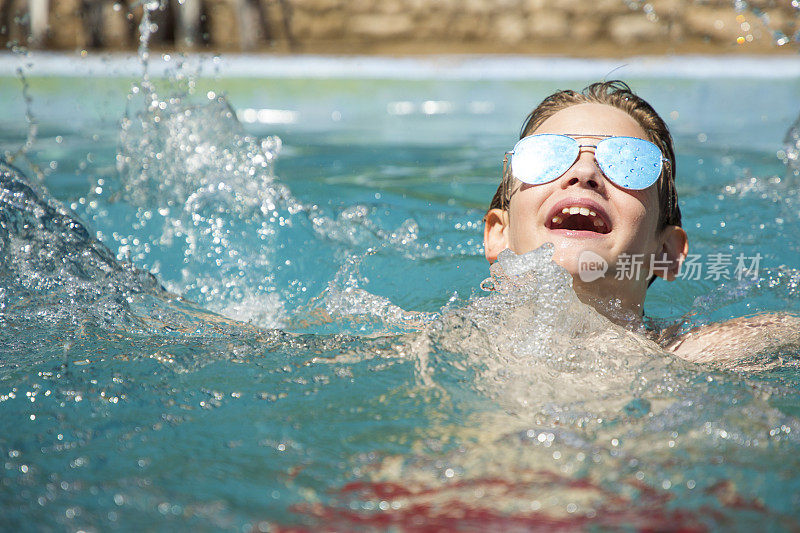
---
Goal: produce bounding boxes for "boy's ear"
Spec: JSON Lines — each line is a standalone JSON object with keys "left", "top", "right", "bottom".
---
{"left": 484, "top": 208, "right": 510, "bottom": 263}
{"left": 654, "top": 225, "right": 688, "bottom": 281}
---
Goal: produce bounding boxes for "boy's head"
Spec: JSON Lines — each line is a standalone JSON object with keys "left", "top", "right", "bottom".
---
{"left": 484, "top": 80, "right": 688, "bottom": 317}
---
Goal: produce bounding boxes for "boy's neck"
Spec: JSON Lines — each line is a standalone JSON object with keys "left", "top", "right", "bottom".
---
{"left": 572, "top": 278, "right": 648, "bottom": 330}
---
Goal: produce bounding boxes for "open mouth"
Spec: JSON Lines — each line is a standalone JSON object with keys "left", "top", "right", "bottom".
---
{"left": 547, "top": 205, "right": 611, "bottom": 234}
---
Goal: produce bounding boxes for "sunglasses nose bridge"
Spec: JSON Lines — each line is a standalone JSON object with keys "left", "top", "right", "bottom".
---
{"left": 575, "top": 143, "right": 602, "bottom": 166}
{"left": 561, "top": 144, "right": 606, "bottom": 187}
{"left": 576, "top": 144, "right": 600, "bottom": 164}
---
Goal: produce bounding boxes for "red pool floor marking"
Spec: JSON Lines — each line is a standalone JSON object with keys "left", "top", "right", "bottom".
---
{"left": 261, "top": 470, "right": 719, "bottom": 532}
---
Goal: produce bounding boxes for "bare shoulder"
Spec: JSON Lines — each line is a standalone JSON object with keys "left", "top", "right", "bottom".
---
{"left": 665, "top": 312, "right": 800, "bottom": 366}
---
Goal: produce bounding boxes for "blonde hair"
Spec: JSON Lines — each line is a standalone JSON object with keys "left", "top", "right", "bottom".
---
{"left": 489, "top": 80, "right": 680, "bottom": 230}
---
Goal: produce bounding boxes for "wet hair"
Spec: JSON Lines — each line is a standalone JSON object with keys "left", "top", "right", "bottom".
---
{"left": 488, "top": 80, "right": 681, "bottom": 231}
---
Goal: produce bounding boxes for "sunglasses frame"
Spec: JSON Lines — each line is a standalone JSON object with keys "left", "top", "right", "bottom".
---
{"left": 502, "top": 134, "right": 670, "bottom": 200}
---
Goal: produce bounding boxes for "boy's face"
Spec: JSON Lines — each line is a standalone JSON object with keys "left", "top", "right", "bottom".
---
{"left": 506, "top": 103, "right": 661, "bottom": 276}
{"left": 485, "top": 103, "right": 685, "bottom": 308}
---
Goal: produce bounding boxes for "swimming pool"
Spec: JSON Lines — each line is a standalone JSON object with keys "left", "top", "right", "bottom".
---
{"left": 1, "top": 53, "right": 800, "bottom": 530}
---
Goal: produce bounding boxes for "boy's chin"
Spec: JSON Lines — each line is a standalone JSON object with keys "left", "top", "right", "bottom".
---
{"left": 551, "top": 245, "right": 613, "bottom": 283}
{"left": 551, "top": 244, "right": 604, "bottom": 266}
{"left": 550, "top": 250, "right": 580, "bottom": 272}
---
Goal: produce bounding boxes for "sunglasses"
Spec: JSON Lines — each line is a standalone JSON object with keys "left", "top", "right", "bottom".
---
{"left": 504, "top": 134, "right": 669, "bottom": 190}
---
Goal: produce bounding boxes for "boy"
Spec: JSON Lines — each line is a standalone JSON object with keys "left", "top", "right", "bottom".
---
{"left": 483, "top": 81, "right": 800, "bottom": 365}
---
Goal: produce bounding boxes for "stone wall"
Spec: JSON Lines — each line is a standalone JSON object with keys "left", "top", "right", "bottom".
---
{"left": 0, "top": 0, "right": 796, "bottom": 54}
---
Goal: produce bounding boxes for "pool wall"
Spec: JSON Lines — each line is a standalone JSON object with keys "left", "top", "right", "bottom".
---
{"left": 1, "top": 0, "right": 797, "bottom": 55}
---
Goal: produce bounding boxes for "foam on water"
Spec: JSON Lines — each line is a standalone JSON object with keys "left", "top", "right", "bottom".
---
{"left": 295, "top": 248, "right": 800, "bottom": 530}
{"left": 413, "top": 246, "right": 680, "bottom": 409}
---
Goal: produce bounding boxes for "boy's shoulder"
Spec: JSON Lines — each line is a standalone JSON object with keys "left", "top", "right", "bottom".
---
{"left": 665, "top": 312, "right": 800, "bottom": 368}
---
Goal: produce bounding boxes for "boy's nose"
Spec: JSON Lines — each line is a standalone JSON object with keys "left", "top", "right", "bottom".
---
{"left": 560, "top": 147, "right": 605, "bottom": 190}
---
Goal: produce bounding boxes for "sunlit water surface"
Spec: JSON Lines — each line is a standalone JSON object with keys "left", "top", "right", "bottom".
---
{"left": 1, "top": 59, "right": 800, "bottom": 531}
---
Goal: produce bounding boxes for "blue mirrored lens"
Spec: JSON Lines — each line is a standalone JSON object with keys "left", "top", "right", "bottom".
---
{"left": 510, "top": 134, "right": 578, "bottom": 185}
{"left": 595, "top": 136, "right": 663, "bottom": 190}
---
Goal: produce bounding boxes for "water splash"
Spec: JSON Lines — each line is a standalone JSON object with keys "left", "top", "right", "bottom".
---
{"left": 302, "top": 248, "right": 800, "bottom": 532}
{"left": 110, "top": 90, "right": 293, "bottom": 326}
{"left": 1, "top": 46, "right": 40, "bottom": 180}
{"left": 781, "top": 112, "right": 800, "bottom": 177}
{"left": 137, "top": 1, "right": 162, "bottom": 76}
{"left": 298, "top": 250, "right": 438, "bottom": 334}
{"left": 0, "top": 161, "right": 253, "bottom": 338}
{"left": 408, "top": 245, "right": 680, "bottom": 414}
{"left": 0, "top": 162, "right": 151, "bottom": 319}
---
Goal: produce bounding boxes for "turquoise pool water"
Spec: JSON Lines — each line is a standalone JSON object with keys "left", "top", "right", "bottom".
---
{"left": 1, "top": 55, "right": 800, "bottom": 530}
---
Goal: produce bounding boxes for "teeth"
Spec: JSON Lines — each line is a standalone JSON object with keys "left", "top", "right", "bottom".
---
{"left": 558, "top": 205, "right": 607, "bottom": 230}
